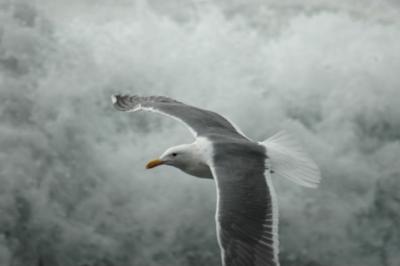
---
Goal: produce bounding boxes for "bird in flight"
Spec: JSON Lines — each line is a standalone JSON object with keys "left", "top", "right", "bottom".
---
{"left": 112, "top": 95, "right": 320, "bottom": 266}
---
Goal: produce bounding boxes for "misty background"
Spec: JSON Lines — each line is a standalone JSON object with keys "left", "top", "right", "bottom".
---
{"left": 1, "top": 0, "right": 400, "bottom": 265}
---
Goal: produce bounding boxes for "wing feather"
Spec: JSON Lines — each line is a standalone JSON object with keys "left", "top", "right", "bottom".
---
{"left": 112, "top": 94, "right": 248, "bottom": 139}
{"left": 209, "top": 139, "right": 280, "bottom": 266}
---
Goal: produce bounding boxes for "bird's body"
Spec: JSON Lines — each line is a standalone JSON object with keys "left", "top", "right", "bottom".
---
{"left": 112, "top": 95, "right": 321, "bottom": 266}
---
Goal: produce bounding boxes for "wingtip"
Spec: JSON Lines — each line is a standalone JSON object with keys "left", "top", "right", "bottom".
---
{"left": 111, "top": 94, "right": 118, "bottom": 104}
{"left": 111, "top": 94, "right": 139, "bottom": 111}
{"left": 111, "top": 94, "right": 125, "bottom": 111}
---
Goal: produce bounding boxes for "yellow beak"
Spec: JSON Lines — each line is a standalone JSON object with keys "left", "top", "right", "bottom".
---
{"left": 145, "top": 159, "right": 165, "bottom": 169}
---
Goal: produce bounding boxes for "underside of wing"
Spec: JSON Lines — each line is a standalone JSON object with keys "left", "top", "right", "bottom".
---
{"left": 210, "top": 141, "right": 280, "bottom": 266}
{"left": 112, "top": 94, "right": 248, "bottom": 139}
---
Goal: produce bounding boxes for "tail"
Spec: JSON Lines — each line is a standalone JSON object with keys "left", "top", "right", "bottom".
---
{"left": 260, "top": 131, "right": 321, "bottom": 188}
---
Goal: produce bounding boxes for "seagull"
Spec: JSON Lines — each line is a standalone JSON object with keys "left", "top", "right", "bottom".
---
{"left": 112, "top": 95, "right": 320, "bottom": 266}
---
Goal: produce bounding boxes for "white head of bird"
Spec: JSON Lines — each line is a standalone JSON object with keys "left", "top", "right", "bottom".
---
{"left": 145, "top": 141, "right": 213, "bottom": 179}
{"left": 146, "top": 144, "right": 193, "bottom": 169}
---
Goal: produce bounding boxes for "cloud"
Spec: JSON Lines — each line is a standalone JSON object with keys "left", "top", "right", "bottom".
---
{"left": 1, "top": 0, "right": 399, "bottom": 265}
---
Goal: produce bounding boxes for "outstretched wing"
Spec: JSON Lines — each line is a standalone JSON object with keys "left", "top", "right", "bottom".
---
{"left": 210, "top": 140, "right": 280, "bottom": 266}
{"left": 112, "top": 94, "right": 249, "bottom": 139}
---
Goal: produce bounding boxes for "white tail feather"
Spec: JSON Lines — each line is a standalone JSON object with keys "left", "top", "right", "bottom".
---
{"left": 260, "top": 131, "right": 321, "bottom": 188}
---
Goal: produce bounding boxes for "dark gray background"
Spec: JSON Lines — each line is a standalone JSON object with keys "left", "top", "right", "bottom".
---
{"left": 1, "top": 0, "right": 399, "bottom": 265}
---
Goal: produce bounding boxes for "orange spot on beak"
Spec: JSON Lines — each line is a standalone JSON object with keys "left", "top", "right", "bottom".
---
{"left": 146, "top": 159, "right": 165, "bottom": 169}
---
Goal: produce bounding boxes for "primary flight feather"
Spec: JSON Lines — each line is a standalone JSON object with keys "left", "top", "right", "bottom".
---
{"left": 112, "top": 94, "right": 321, "bottom": 266}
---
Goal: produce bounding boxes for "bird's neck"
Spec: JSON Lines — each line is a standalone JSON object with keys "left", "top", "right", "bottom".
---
{"left": 175, "top": 141, "right": 213, "bottom": 178}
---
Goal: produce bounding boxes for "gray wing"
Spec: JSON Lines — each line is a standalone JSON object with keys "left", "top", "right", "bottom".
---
{"left": 112, "top": 94, "right": 249, "bottom": 139}
{"left": 211, "top": 141, "right": 280, "bottom": 266}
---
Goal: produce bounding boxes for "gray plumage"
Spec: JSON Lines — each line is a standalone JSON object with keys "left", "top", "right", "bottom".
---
{"left": 112, "top": 94, "right": 320, "bottom": 266}
{"left": 112, "top": 95, "right": 248, "bottom": 139}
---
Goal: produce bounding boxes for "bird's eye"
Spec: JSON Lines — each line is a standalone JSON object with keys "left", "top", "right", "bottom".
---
{"left": 172, "top": 153, "right": 178, "bottom": 157}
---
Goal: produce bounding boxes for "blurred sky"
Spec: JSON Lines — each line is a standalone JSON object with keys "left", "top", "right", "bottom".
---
{"left": 1, "top": 0, "right": 400, "bottom": 266}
